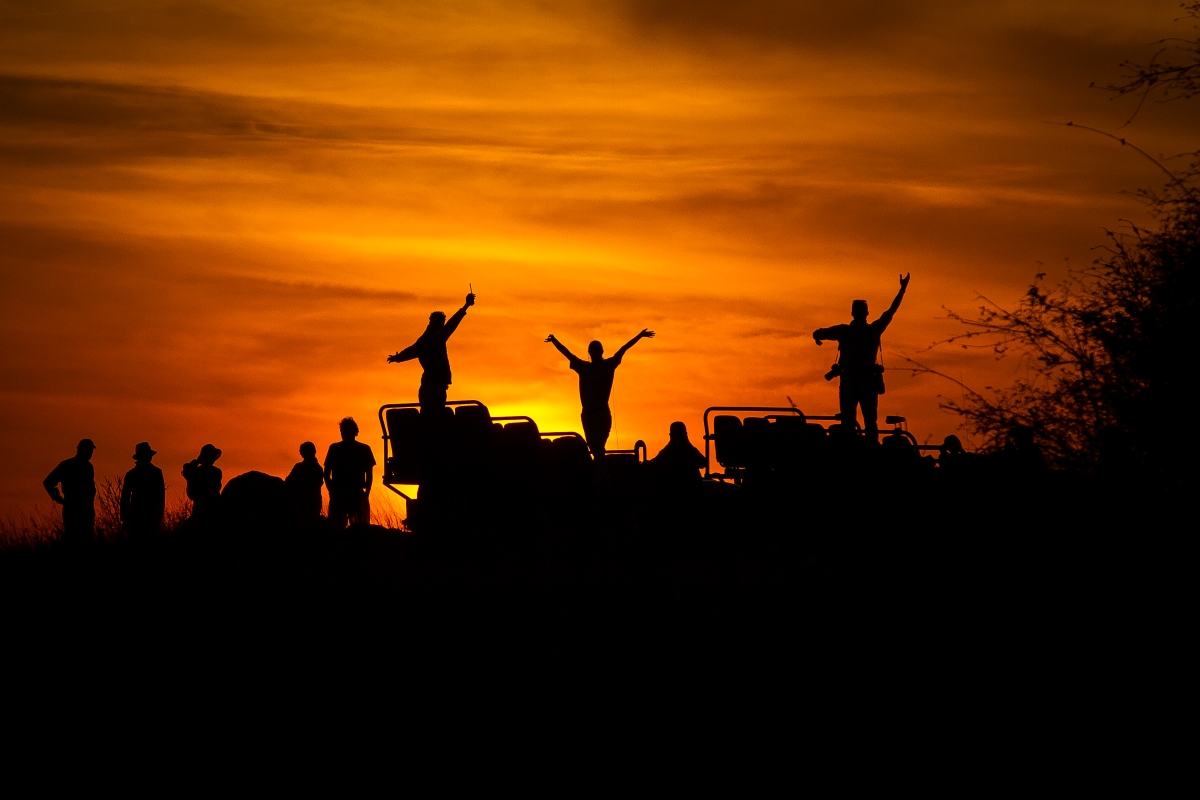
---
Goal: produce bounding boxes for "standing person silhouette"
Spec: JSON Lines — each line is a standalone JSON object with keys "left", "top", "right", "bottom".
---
{"left": 388, "top": 292, "right": 476, "bottom": 417}
{"left": 286, "top": 441, "right": 325, "bottom": 519}
{"left": 121, "top": 442, "right": 165, "bottom": 537}
{"left": 324, "top": 418, "right": 375, "bottom": 529}
{"left": 545, "top": 328, "right": 655, "bottom": 460}
{"left": 182, "top": 444, "right": 223, "bottom": 522}
{"left": 813, "top": 273, "right": 910, "bottom": 439}
{"left": 43, "top": 439, "right": 97, "bottom": 546}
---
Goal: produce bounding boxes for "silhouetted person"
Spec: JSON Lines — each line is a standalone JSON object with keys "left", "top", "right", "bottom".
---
{"left": 813, "top": 273, "right": 910, "bottom": 439}
{"left": 652, "top": 421, "right": 707, "bottom": 490}
{"left": 388, "top": 292, "right": 476, "bottom": 416}
{"left": 324, "top": 417, "right": 376, "bottom": 529}
{"left": 286, "top": 441, "right": 324, "bottom": 518}
{"left": 183, "top": 444, "right": 222, "bottom": 521}
{"left": 121, "top": 442, "right": 165, "bottom": 537}
{"left": 546, "top": 328, "right": 655, "bottom": 460}
{"left": 43, "top": 439, "right": 97, "bottom": 546}
{"left": 1003, "top": 425, "right": 1046, "bottom": 474}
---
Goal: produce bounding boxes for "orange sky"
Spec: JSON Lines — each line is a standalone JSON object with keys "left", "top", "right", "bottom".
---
{"left": 2, "top": 0, "right": 1197, "bottom": 515}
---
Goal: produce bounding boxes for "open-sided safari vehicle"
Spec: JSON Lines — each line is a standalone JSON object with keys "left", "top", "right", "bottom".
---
{"left": 378, "top": 399, "right": 646, "bottom": 528}
{"left": 703, "top": 405, "right": 947, "bottom": 485}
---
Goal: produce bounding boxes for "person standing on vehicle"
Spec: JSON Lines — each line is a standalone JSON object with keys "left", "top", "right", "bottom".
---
{"left": 545, "top": 328, "right": 655, "bottom": 460}
{"left": 812, "top": 273, "right": 910, "bottom": 439}
{"left": 121, "top": 441, "right": 165, "bottom": 537}
{"left": 387, "top": 292, "right": 476, "bottom": 417}
{"left": 43, "top": 438, "right": 97, "bottom": 546}
{"left": 324, "top": 417, "right": 375, "bottom": 529}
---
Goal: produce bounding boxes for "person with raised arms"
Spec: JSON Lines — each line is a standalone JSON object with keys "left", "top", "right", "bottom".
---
{"left": 545, "top": 328, "right": 655, "bottom": 460}
{"left": 388, "top": 292, "right": 476, "bottom": 417}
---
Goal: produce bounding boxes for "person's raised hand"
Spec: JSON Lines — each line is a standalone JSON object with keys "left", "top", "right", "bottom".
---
{"left": 386, "top": 353, "right": 399, "bottom": 363}
{"left": 544, "top": 334, "right": 556, "bottom": 343}
{"left": 814, "top": 332, "right": 825, "bottom": 346}
{"left": 641, "top": 329, "right": 656, "bottom": 338}
{"left": 900, "top": 273, "right": 911, "bottom": 290}
{"left": 465, "top": 292, "right": 476, "bottom": 307}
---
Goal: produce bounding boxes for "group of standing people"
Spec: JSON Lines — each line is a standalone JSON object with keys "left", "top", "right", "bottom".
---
{"left": 43, "top": 276, "right": 911, "bottom": 541}
{"left": 43, "top": 418, "right": 378, "bottom": 544}
{"left": 386, "top": 275, "right": 910, "bottom": 472}
{"left": 387, "top": 291, "right": 660, "bottom": 462}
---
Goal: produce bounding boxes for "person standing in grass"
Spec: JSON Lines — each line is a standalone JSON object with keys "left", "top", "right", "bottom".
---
{"left": 183, "top": 443, "right": 223, "bottom": 522}
{"left": 286, "top": 441, "right": 325, "bottom": 519}
{"left": 44, "top": 438, "right": 97, "bottom": 546}
{"left": 324, "top": 418, "right": 375, "bottom": 529}
{"left": 121, "top": 441, "right": 165, "bottom": 537}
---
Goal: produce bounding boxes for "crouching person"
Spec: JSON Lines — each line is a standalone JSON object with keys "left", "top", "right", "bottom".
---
{"left": 324, "top": 418, "right": 375, "bottom": 529}
{"left": 652, "top": 421, "right": 707, "bottom": 495}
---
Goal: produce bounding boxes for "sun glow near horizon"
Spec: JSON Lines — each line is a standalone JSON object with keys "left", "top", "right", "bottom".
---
{"left": 2, "top": 0, "right": 1196, "bottom": 512}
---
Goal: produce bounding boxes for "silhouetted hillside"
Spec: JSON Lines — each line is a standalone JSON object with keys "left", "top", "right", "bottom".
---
{"left": 2, "top": 473, "right": 1178, "bottom": 728}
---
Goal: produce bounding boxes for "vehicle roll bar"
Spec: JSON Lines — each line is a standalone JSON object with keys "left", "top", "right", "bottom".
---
{"left": 378, "top": 400, "right": 489, "bottom": 500}
{"left": 701, "top": 406, "right": 803, "bottom": 478}
{"left": 378, "top": 400, "right": 486, "bottom": 467}
{"left": 607, "top": 440, "right": 647, "bottom": 464}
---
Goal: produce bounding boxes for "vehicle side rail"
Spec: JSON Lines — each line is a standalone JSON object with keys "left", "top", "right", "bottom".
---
{"left": 702, "top": 406, "right": 803, "bottom": 478}
{"left": 607, "top": 440, "right": 647, "bottom": 463}
{"left": 378, "top": 400, "right": 488, "bottom": 494}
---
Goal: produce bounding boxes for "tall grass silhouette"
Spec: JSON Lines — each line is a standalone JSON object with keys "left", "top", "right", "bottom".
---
{"left": 1, "top": 475, "right": 193, "bottom": 551}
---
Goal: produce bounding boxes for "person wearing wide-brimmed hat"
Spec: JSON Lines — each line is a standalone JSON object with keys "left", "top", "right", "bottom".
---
{"left": 121, "top": 442, "right": 165, "bottom": 537}
{"left": 43, "top": 438, "right": 98, "bottom": 546}
{"left": 183, "top": 443, "right": 223, "bottom": 522}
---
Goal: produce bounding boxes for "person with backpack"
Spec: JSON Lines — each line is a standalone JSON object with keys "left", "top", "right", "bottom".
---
{"left": 813, "top": 273, "right": 910, "bottom": 439}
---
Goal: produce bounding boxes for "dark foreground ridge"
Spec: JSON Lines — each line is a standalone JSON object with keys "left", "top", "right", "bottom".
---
{"left": 3, "top": 461, "right": 1177, "bottom": 727}
{"left": 11, "top": 277, "right": 1188, "bottom": 726}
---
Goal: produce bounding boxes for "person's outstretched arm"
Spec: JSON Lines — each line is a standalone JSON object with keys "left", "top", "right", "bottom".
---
{"left": 443, "top": 293, "right": 476, "bottom": 340}
{"left": 876, "top": 273, "right": 911, "bottom": 331}
{"left": 614, "top": 329, "right": 655, "bottom": 360}
{"left": 387, "top": 343, "right": 419, "bottom": 363}
{"left": 545, "top": 335, "right": 581, "bottom": 362}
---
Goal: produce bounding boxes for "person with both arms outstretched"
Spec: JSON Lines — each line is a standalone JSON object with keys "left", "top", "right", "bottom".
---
{"left": 813, "top": 273, "right": 910, "bottom": 439}
{"left": 388, "top": 292, "right": 476, "bottom": 416}
{"left": 545, "top": 328, "right": 655, "bottom": 460}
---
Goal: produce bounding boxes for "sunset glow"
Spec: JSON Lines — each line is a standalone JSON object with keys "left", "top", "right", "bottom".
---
{"left": 3, "top": 0, "right": 1197, "bottom": 513}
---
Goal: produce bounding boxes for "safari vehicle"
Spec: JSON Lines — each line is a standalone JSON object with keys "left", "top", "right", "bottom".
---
{"left": 377, "top": 399, "right": 646, "bottom": 526}
{"left": 702, "top": 405, "right": 946, "bottom": 485}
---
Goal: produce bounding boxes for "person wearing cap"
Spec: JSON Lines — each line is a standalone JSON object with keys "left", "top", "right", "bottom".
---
{"left": 813, "top": 273, "right": 910, "bottom": 439}
{"left": 43, "top": 439, "right": 98, "bottom": 545}
{"left": 183, "top": 444, "right": 223, "bottom": 521}
{"left": 121, "top": 442, "right": 165, "bottom": 537}
{"left": 286, "top": 441, "right": 325, "bottom": 519}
